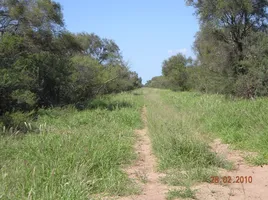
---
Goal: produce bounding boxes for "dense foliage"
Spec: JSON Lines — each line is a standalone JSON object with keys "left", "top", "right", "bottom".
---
{"left": 146, "top": 0, "right": 268, "bottom": 98}
{"left": 0, "top": 0, "right": 142, "bottom": 132}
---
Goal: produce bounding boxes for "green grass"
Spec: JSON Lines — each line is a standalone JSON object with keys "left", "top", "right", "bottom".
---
{"left": 160, "top": 90, "right": 268, "bottom": 165}
{"left": 144, "top": 88, "right": 268, "bottom": 197}
{"left": 0, "top": 90, "right": 144, "bottom": 200}
{"left": 2, "top": 88, "right": 267, "bottom": 199}
{"left": 143, "top": 88, "right": 231, "bottom": 189}
{"left": 167, "top": 188, "right": 196, "bottom": 200}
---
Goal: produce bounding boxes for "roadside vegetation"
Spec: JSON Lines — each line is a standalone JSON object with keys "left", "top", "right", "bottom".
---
{"left": 1, "top": 0, "right": 268, "bottom": 199}
{"left": 160, "top": 90, "right": 268, "bottom": 165}
{"left": 146, "top": 0, "right": 268, "bottom": 99}
{"left": 144, "top": 88, "right": 232, "bottom": 189}
{"left": 0, "top": 91, "right": 144, "bottom": 199}
{"left": 0, "top": 0, "right": 142, "bottom": 134}
{"left": 144, "top": 0, "right": 268, "bottom": 180}
{"left": 144, "top": 88, "right": 268, "bottom": 198}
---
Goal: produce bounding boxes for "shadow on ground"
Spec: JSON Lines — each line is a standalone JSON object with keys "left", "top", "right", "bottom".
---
{"left": 75, "top": 99, "right": 133, "bottom": 111}
{"left": 132, "top": 92, "right": 143, "bottom": 96}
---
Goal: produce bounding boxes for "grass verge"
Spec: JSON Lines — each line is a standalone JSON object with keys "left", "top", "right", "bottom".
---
{"left": 0, "top": 90, "right": 144, "bottom": 200}
{"left": 160, "top": 90, "right": 268, "bottom": 165}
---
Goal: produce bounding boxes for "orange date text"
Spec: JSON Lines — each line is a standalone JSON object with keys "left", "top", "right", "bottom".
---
{"left": 210, "top": 176, "right": 253, "bottom": 184}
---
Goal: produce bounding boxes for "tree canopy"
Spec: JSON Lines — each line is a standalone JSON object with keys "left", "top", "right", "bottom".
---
{"left": 0, "top": 0, "right": 142, "bottom": 132}
{"left": 147, "top": 0, "right": 268, "bottom": 98}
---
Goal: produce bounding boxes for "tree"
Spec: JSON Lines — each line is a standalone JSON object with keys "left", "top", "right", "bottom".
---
{"left": 75, "top": 33, "right": 122, "bottom": 65}
{"left": 162, "top": 53, "right": 192, "bottom": 91}
{"left": 0, "top": 0, "right": 142, "bottom": 132}
{"left": 70, "top": 55, "right": 104, "bottom": 102}
{"left": 0, "top": 0, "right": 63, "bottom": 36}
{"left": 187, "top": 0, "right": 268, "bottom": 97}
{"left": 145, "top": 76, "right": 171, "bottom": 89}
{"left": 186, "top": 0, "right": 268, "bottom": 76}
{"left": 0, "top": 0, "right": 80, "bottom": 114}
{"left": 73, "top": 33, "right": 142, "bottom": 95}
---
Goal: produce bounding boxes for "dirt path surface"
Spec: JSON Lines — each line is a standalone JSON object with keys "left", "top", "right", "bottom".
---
{"left": 194, "top": 139, "right": 268, "bottom": 200}
{"left": 111, "top": 89, "right": 268, "bottom": 200}
{"left": 119, "top": 106, "right": 169, "bottom": 200}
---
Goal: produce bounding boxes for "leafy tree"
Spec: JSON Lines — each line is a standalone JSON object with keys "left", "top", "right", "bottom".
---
{"left": 0, "top": 0, "right": 63, "bottom": 35}
{"left": 162, "top": 53, "right": 192, "bottom": 91}
{"left": 73, "top": 33, "right": 142, "bottom": 95}
{"left": 100, "top": 64, "right": 141, "bottom": 93}
{"left": 186, "top": 0, "right": 268, "bottom": 75}
{"left": 145, "top": 76, "right": 171, "bottom": 89}
{"left": 70, "top": 55, "right": 104, "bottom": 102}
{"left": 187, "top": 0, "right": 268, "bottom": 97}
{"left": 235, "top": 32, "right": 268, "bottom": 97}
{"left": 0, "top": 0, "right": 142, "bottom": 132}
{"left": 0, "top": 33, "right": 33, "bottom": 115}
{"left": 75, "top": 33, "right": 122, "bottom": 65}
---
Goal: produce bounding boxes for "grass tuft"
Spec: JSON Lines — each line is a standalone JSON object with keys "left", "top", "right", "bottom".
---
{"left": 167, "top": 188, "right": 196, "bottom": 200}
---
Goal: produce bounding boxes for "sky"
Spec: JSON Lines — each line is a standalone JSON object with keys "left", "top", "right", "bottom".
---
{"left": 56, "top": 0, "right": 199, "bottom": 84}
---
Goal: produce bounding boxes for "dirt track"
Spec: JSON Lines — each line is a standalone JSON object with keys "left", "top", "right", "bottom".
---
{"left": 117, "top": 106, "right": 268, "bottom": 200}
{"left": 119, "top": 106, "right": 169, "bottom": 200}
{"left": 194, "top": 139, "right": 268, "bottom": 200}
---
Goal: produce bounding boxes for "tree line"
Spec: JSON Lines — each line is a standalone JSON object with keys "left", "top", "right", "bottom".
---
{"left": 0, "top": 0, "right": 142, "bottom": 132}
{"left": 146, "top": 0, "right": 268, "bottom": 99}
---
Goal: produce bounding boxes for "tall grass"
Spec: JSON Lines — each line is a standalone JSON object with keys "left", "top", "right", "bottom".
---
{"left": 0, "top": 90, "right": 144, "bottom": 199}
{"left": 143, "top": 88, "right": 230, "bottom": 187}
{"left": 161, "top": 90, "right": 268, "bottom": 165}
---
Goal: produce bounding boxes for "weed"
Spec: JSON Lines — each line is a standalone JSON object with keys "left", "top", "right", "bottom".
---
{"left": 167, "top": 188, "right": 196, "bottom": 200}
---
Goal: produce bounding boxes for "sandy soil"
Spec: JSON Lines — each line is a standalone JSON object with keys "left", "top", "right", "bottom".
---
{"left": 119, "top": 106, "right": 169, "bottom": 200}
{"left": 107, "top": 107, "right": 268, "bottom": 200}
{"left": 194, "top": 139, "right": 268, "bottom": 200}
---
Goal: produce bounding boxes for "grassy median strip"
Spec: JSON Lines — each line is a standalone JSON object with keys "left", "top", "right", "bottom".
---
{"left": 144, "top": 88, "right": 230, "bottom": 188}
{"left": 0, "top": 90, "right": 144, "bottom": 200}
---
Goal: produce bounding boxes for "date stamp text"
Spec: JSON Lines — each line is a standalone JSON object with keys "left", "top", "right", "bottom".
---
{"left": 211, "top": 176, "right": 253, "bottom": 184}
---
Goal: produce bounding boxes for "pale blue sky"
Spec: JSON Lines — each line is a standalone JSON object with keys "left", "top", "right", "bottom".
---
{"left": 56, "top": 0, "right": 199, "bottom": 83}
